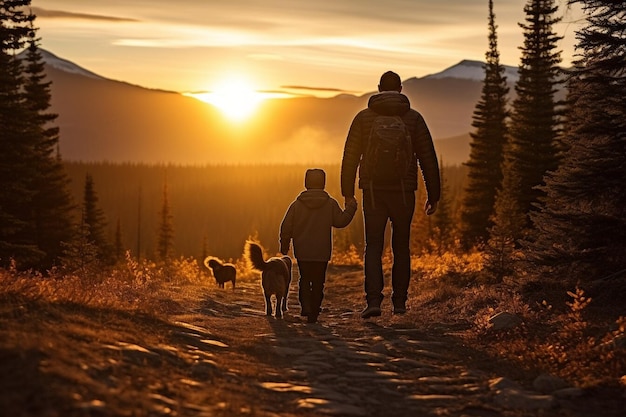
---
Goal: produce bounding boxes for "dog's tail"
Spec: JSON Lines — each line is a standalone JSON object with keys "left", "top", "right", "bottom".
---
{"left": 203, "top": 256, "right": 220, "bottom": 270}
{"left": 246, "top": 241, "right": 269, "bottom": 272}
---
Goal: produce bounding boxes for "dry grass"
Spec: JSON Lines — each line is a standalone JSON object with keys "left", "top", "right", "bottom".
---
{"left": 1, "top": 246, "right": 624, "bottom": 393}
{"left": 406, "top": 247, "right": 625, "bottom": 389}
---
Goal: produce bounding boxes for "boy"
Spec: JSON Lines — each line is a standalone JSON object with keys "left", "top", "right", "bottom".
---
{"left": 280, "top": 169, "right": 357, "bottom": 323}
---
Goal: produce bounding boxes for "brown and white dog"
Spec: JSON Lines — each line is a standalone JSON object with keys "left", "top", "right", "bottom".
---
{"left": 245, "top": 241, "right": 292, "bottom": 318}
{"left": 203, "top": 257, "right": 236, "bottom": 289}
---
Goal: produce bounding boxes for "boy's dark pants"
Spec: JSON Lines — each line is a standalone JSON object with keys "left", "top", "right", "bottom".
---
{"left": 297, "top": 261, "right": 328, "bottom": 321}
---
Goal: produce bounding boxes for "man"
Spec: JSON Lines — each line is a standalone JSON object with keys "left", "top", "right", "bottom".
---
{"left": 341, "top": 71, "right": 440, "bottom": 318}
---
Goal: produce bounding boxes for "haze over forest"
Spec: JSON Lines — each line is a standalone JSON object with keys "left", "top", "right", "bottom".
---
{"left": 63, "top": 162, "right": 469, "bottom": 262}
{"left": 40, "top": 50, "right": 554, "bottom": 166}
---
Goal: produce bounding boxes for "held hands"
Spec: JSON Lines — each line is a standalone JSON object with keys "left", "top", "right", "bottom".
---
{"left": 344, "top": 196, "right": 357, "bottom": 208}
{"left": 424, "top": 200, "right": 438, "bottom": 216}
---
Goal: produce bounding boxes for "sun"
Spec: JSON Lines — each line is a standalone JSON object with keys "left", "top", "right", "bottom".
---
{"left": 194, "top": 78, "right": 264, "bottom": 122}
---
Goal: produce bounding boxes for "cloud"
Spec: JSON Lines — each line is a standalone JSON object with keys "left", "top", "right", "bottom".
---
{"left": 31, "top": 7, "right": 138, "bottom": 23}
{"left": 281, "top": 85, "right": 359, "bottom": 94}
{"left": 248, "top": 53, "right": 284, "bottom": 61}
{"left": 34, "top": 0, "right": 581, "bottom": 94}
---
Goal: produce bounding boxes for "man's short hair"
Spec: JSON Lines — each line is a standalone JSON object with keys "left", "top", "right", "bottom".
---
{"left": 379, "top": 71, "right": 402, "bottom": 91}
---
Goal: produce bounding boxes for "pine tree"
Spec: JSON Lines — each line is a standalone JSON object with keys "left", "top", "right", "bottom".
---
{"left": 114, "top": 217, "right": 124, "bottom": 262}
{"left": 459, "top": 0, "right": 509, "bottom": 248}
{"left": 431, "top": 158, "right": 455, "bottom": 254}
{"left": 59, "top": 223, "right": 100, "bottom": 276}
{"left": 156, "top": 179, "right": 175, "bottom": 262}
{"left": 201, "top": 234, "right": 208, "bottom": 264}
{"left": 0, "top": 4, "right": 70, "bottom": 268}
{"left": 486, "top": 171, "right": 527, "bottom": 280}
{"left": 492, "top": 0, "right": 564, "bottom": 241}
{"left": 524, "top": 0, "right": 626, "bottom": 283}
{"left": 0, "top": 2, "right": 38, "bottom": 267}
{"left": 82, "top": 174, "right": 112, "bottom": 262}
{"left": 22, "top": 27, "right": 74, "bottom": 269}
{"left": 410, "top": 183, "right": 430, "bottom": 254}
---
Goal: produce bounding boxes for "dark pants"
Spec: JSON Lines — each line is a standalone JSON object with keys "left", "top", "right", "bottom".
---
{"left": 362, "top": 189, "right": 415, "bottom": 308}
{"left": 297, "top": 261, "right": 328, "bottom": 321}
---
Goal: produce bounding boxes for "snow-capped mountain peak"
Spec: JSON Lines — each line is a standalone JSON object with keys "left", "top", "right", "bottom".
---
{"left": 422, "top": 59, "right": 519, "bottom": 83}
{"left": 24, "top": 48, "right": 105, "bottom": 80}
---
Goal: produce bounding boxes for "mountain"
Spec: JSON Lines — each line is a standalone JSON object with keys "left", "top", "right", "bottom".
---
{"left": 32, "top": 50, "right": 520, "bottom": 165}
{"left": 424, "top": 59, "right": 519, "bottom": 83}
{"left": 434, "top": 133, "right": 472, "bottom": 167}
{"left": 40, "top": 49, "right": 105, "bottom": 80}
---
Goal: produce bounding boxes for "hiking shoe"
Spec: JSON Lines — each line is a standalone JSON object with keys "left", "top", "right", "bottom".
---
{"left": 361, "top": 305, "right": 382, "bottom": 319}
{"left": 393, "top": 305, "right": 407, "bottom": 315}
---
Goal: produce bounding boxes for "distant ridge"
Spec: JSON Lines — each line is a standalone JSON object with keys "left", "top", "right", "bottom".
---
{"left": 37, "top": 49, "right": 105, "bottom": 80}
{"left": 22, "top": 49, "right": 569, "bottom": 165}
{"left": 25, "top": 49, "right": 178, "bottom": 95}
{"left": 422, "top": 59, "right": 519, "bottom": 83}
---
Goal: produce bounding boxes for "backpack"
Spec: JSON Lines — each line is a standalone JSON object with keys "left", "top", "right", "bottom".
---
{"left": 363, "top": 115, "right": 413, "bottom": 183}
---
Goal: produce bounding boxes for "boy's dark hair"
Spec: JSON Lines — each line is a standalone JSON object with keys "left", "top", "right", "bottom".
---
{"left": 305, "top": 169, "right": 325, "bottom": 190}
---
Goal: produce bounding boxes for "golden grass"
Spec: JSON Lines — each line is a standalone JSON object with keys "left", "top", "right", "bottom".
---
{"left": 1, "top": 247, "right": 624, "bottom": 390}
{"left": 407, "top": 248, "right": 625, "bottom": 389}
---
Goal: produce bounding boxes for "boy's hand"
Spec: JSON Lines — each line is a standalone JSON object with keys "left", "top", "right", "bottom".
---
{"left": 344, "top": 196, "right": 357, "bottom": 206}
{"left": 424, "top": 200, "right": 438, "bottom": 215}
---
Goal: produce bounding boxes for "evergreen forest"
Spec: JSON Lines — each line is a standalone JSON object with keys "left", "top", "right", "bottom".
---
{"left": 61, "top": 162, "right": 468, "bottom": 263}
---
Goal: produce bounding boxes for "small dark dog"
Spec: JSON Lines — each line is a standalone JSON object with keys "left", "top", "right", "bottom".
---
{"left": 203, "top": 257, "right": 236, "bottom": 289}
{"left": 245, "top": 241, "right": 292, "bottom": 318}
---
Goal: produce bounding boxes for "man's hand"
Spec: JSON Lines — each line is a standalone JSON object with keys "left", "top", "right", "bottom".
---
{"left": 424, "top": 200, "right": 438, "bottom": 215}
{"left": 345, "top": 196, "right": 357, "bottom": 206}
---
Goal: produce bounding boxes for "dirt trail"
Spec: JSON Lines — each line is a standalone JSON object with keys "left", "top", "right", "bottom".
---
{"left": 160, "top": 268, "right": 606, "bottom": 417}
{"left": 187, "top": 293, "right": 488, "bottom": 416}
{"left": 2, "top": 267, "right": 621, "bottom": 416}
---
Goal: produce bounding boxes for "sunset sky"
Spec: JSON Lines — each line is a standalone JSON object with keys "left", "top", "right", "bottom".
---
{"left": 31, "top": 0, "right": 584, "bottom": 98}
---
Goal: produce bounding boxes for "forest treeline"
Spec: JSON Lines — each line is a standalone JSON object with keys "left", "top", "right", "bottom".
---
{"left": 62, "top": 162, "right": 468, "bottom": 262}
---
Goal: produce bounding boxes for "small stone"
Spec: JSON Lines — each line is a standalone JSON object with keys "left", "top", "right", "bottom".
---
{"left": 533, "top": 373, "right": 569, "bottom": 393}
{"left": 295, "top": 398, "right": 368, "bottom": 416}
{"left": 488, "top": 312, "right": 522, "bottom": 330}
{"left": 489, "top": 377, "right": 521, "bottom": 391}
{"left": 553, "top": 387, "right": 584, "bottom": 398}
{"left": 259, "top": 382, "right": 313, "bottom": 393}
{"left": 493, "top": 389, "right": 556, "bottom": 410}
{"left": 189, "top": 359, "right": 218, "bottom": 380}
{"left": 200, "top": 339, "right": 229, "bottom": 348}
{"left": 388, "top": 357, "right": 434, "bottom": 369}
{"left": 407, "top": 394, "right": 457, "bottom": 403}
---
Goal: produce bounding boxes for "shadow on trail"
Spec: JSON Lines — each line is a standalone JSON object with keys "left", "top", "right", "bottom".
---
{"left": 252, "top": 294, "right": 496, "bottom": 417}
